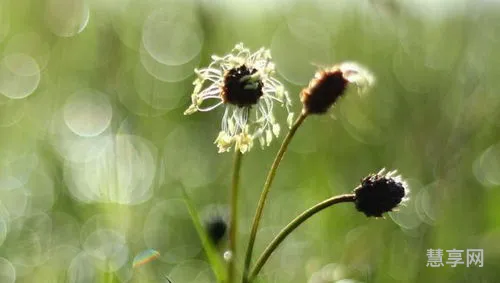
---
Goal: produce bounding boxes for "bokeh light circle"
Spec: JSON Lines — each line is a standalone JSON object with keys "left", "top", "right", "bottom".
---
{"left": 49, "top": 109, "right": 112, "bottom": 164}
{"left": 388, "top": 199, "right": 422, "bottom": 230}
{"left": 142, "top": 8, "right": 203, "bottom": 66}
{"left": 167, "top": 260, "right": 214, "bottom": 283}
{"left": 63, "top": 89, "right": 113, "bottom": 137}
{"left": 415, "top": 186, "right": 436, "bottom": 225}
{"left": 111, "top": 0, "right": 158, "bottom": 51}
{"left": 139, "top": 43, "right": 200, "bottom": 83}
{"left": 67, "top": 252, "right": 97, "bottom": 283}
{"left": 162, "top": 124, "right": 225, "bottom": 188}
{"left": 337, "top": 88, "right": 391, "bottom": 145}
{"left": 79, "top": 213, "right": 132, "bottom": 246}
{"left": 0, "top": 152, "right": 39, "bottom": 187}
{"left": 0, "top": 220, "right": 6, "bottom": 247}
{"left": 0, "top": 257, "right": 16, "bottom": 283}
{"left": 0, "top": 202, "right": 9, "bottom": 247}
{"left": 0, "top": 96, "right": 26, "bottom": 127}
{"left": 83, "top": 229, "right": 129, "bottom": 272}
{"left": 0, "top": 53, "right": 40, "bottom": 99}
{"left": 24, "top": 170, "right": 55, "bottom": 215}
{"left": 473, "top": 143, "right": 500, "bottom": 187}
{"left": 271, "top": 22, "right": 331, "bottom": 85}
{"left": 0, "top": 178, "right": 28, "bottom": 219}
{"left": 45, "top": 0, "right": 90, "bottom": 37}
{"left": 4, "top": 213, "right": 52, "bottom": 267}
{"left": 4, "top": 32, "right": 51, "bottom": 71}
{"left": 64, "top": 134, "right": 156, "bottom": 204}
{"left": 115, "top": 65, "right": 170, "bottom": 117}
{"left": 143, "top": 199, "right": 201, "bottom": 263}
{"left": 133, "top": 63, "right": 189, "bottom": 111}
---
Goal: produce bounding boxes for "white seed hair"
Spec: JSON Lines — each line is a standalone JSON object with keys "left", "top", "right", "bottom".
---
{"left": 336, "top": 61, "right": 375, "bottom": 95}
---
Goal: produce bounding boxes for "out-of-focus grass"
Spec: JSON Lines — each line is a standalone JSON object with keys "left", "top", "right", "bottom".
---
{"left": 0, "top": 0, "right": 499, "bottom": 282}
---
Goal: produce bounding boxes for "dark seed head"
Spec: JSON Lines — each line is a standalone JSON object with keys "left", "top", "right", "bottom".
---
{"left": 204, "top": 216, "right": 228, "bottom": 245}
{"left": 221, "top": 65, "right": 264, "bottom": 107}
{"left": 353, "top": 170, "right": 407, "bottom": 217}
{"left": 300, "top": 69, "right": 348, "bottom": 115}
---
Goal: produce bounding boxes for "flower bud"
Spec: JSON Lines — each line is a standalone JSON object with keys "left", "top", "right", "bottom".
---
{"left": 202, "top": 205, "right": 229, "bottom": 246}
{"left": 205, "top": 215, "right": 228, "bottom": 245}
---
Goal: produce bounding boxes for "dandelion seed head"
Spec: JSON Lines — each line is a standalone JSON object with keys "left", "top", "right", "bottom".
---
{"left": 184, "top": 43, "right": 293, "bottom": 153}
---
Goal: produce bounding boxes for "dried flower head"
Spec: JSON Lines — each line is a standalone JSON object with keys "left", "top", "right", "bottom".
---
{"left": 353, "top": 169, "right": 409, "bottom": 217}
{"left": 300, "top": 62, "right": 375, "bottom": 115}
{"left": 184, "top": 43, "right": 293, "bottom": 153}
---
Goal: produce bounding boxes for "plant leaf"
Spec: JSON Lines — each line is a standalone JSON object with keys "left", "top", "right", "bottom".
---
{"left": 181, "top": 187, "right": 227, "bottom": 283}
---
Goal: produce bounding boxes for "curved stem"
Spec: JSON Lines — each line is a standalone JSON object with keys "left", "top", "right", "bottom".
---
{"left": 228, "top": 149, "right": 243, "bottom": 283}
{"left": 248, "top": 194, "right": 356, "bottom": 282}
{"left": 242, "top": 112, "right": 308, "bottom": 282}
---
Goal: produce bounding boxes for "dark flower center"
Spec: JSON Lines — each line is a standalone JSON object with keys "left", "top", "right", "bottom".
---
{"left": 354, "top": 175, "right": 406, "bottom": 217}
{"left": 221, "top": 65, "right": 264, "bottom": 107}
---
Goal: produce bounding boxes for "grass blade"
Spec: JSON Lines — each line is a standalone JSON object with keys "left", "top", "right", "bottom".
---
{"left": 182, "top": 188, "right": 227, "bottom": 283}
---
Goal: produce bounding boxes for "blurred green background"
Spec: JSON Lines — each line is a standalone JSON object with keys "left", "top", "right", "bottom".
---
{"left": 1, "top": 0, "right": 499, "bottom": 282}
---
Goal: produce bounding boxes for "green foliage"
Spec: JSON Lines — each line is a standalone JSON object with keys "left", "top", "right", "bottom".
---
{"left": 0, "top": 0, "right": 499, "bottom": 282}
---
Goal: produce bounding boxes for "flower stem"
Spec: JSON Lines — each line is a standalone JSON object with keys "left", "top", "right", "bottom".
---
{"left": 248, "top": 194, "right": 356, "bottom": 282}
{"left": 242, "top": 112, "right": 308, "bottom": 283}
{"left": 228, "top": 149, "right": 243, "bottom": 283}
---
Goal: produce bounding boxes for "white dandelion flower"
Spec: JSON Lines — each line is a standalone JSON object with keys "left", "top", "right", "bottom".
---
{"left": 184, "top": 43, "right": 293, "bottom": 154}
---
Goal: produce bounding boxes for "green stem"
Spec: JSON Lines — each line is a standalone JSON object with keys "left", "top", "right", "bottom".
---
{"left": 248, "top": 194, "right": 356, "bottom": 282}
{"left": 108, "top": 271, "right": 114, "bottom": 283}
{"left": 242, "top": 112, "right": 308, "bottom": 283}
{"left": 100, "top": 267, "right": 114, "bottom": 283}
{"left": 228, "top": 149, "right": 243, "bottom": 283}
